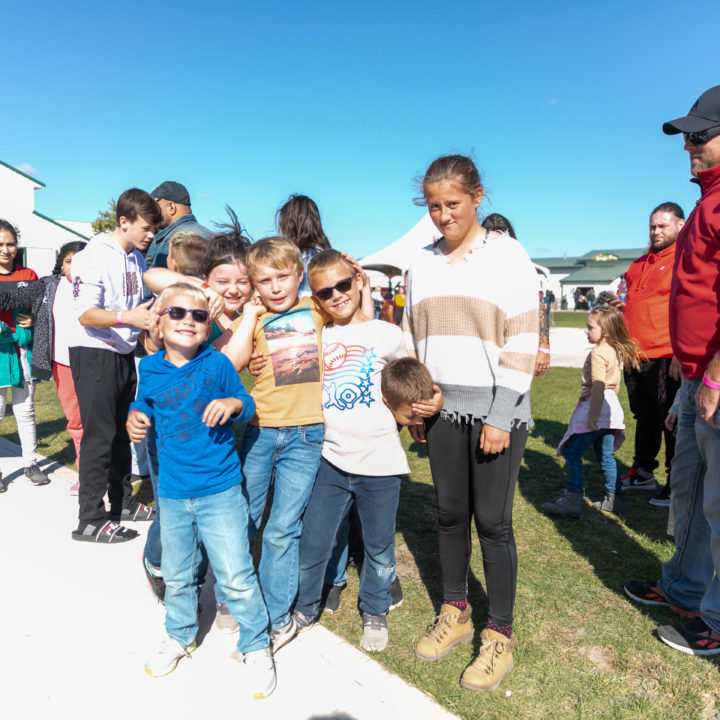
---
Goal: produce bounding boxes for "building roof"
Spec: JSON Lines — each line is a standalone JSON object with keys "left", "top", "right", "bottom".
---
{"left": 530, "top": 256, "right": 583, "bottom": 269}
{"left": 576, "top": 248, "right": 646, "bottom": 261}
{"left": 560, "top": 261, "right": 632, "bottom": 284}
{"left": 32, "top": 211, "right": 90, "bottom": 240}
{"left": 0, "top": 160, "right": 45, "bottom": 187}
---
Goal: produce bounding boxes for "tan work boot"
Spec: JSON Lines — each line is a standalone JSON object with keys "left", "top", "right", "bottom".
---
{"left": 460, "top": 628, "right": 516, "bottom": 691}
{"left": 415, "top": 603, "right": 473, "bottom": 661}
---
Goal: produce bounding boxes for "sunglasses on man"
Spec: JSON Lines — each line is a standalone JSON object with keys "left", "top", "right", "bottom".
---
{"left": 159, "top": 306, "right": 210, "bottom": 322}
{"left": 314, "top": 274, "right": 356, "bottom": 302}
{"left": 683, "top": 126, "right": 720, "bottom": 146}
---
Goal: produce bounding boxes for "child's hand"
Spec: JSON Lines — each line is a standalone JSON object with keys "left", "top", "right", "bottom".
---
{"left": 340, "top": 252, "right": 370, "bottom": 288}
{"left": 408, "top": 423, "right": 426, "bottom": 443}
{"left": 202, "top": 286, "right": 225, "bottom": 322}
{"left": 665, "top": 412, "right": 678, "bottom": 433}
{"left": 245, "top": 294, "right": 267, "bottom": 317}
{"left": 15, "top": 312, "right": 34, "bottom": 328}
{"left": 127, "top": 410, "right": 151, "bottom": 442}
{"left": 479, "top": 424, "right": 510, "bottom": 455}
{"left": 534, "top": 350, "right": 550, "bottom": 376}
{"left": 248, "top": 350, "right": 267, "bottom": 377}
{"left": 587, "top": 422, "right": 599, "bottom": 431}
{"left": 202, "top": 397, "right": 244, "bottom": 427}
{"left": 412, "top": 384, "right": 444, "bottom": 417}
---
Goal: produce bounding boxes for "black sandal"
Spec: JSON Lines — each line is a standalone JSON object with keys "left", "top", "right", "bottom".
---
{"left": 72, "top": 520, "right": 139, "bottom": 543}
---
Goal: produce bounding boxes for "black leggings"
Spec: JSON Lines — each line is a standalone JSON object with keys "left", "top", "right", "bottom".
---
{"left": 426, "top": 414, "right": 528, "bottom": 626}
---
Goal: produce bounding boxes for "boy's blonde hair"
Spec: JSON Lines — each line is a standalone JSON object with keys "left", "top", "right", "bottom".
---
{"left": 245, "top": 236, "right": 303, "bottom": 277}
{"left": 307, "top": 249, "right": 355, "bottom": 286}
{"left": 381, "top": 357, "right": 434, "bottom": 409}
{"left": 169, "top": 232, "right": 207, "bottom": 277}
{"left": 156, "top": 282, "right": 209, "bottom": 312}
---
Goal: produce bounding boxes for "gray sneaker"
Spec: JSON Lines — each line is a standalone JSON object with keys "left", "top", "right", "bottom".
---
{"left": 360, "top": 612, "right": 388, "bottom": 652}
{"left": 541, "top": 490, "right": 582, "bottom": 518}
{"left": 592, "top": 492, "right": 626, "bottom": 517}
{"left": 215, "top": 603, "right": 239, "bottom": 634}
{"left": 270, "top": 617, "right": 298, "bottom": 653}
{"left": 293, "top": 610, "right": 316, "bottom": 634}
{"left": 24, "top": 463, "right": 50, "bottom": 486}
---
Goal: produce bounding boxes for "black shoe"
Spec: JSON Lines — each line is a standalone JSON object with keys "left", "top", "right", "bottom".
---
{"left": 24, "top": 463, "right": 50, "bottom": 486}
{"left": 71, "top": 520, "right": 139, "bottom": 544}
{"left": 656, "top": 617, "right": 720, "bottom": 655}
{"left": 649, "top": 483, "right": 671, "bottom": 507}
{"left": 389, "top": 576, "right": 403, "bottom": 611}
{"left": 109, "top": 501, "right": 155, "bottom": 522}
{"left": 143, "top": 556, "right": 165, "bottom": 604}
{"left": 323, "top": 583, "right": 347, "bottom": 613}
{"left": 624, "top": 579, "right": 669, "bottom": 607}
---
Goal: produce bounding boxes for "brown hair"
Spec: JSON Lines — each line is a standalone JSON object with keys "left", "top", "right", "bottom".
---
{"left": 414, "top": 154, "right": 483, "bottom": 206}
{"left": 169, "top": 232, "right": 207, "bottom": 277}
{"left": 276, "top": 195, "right": 331, "bottom": 253}
{"left": 245, "top": 236, "right": 303, "bottom": 277}
{"left": 381, "top": 357, "right": 435, "bottom": 409}
{"left": 588, "top": 305, "right": 644, "bottom": 371}
{"left": 115, "top": 188, "right": 162, "bottom": 227}
{"left": 306, "top": 249, "right": 355, "bottom": 284}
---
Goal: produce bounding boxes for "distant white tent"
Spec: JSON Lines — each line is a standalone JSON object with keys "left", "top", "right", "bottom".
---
{"left": 360, "top": 213, "right": 441, "bottom": 278}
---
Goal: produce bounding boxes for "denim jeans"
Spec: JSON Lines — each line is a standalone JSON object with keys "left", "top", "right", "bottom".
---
{"left": 658, "top": 378, "right": 720, "bottom": 631}
{"left": 240, "top": 423, "right": 324, "bottom": 630}
{"left": 324, "top": 506, "right": 351, "bottom": 586}
{"left": 296, "top": 457, "right": 401, "bottom": 618}
{"left": 159, "top": 484, "right": 269, "bottom": 653}
{"left": 561, "top": 429, "right": 621, "bottom": 496}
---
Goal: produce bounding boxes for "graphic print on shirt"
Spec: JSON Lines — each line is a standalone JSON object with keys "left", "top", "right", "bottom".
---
{"left": 263, "top": 306, "right": 319, "bottom": 386}
{"left": 123, "top": 271, "right": 139, "bottom": 298}
{"left": 152, "top": 366, "right": 220, "bottom": 449}
{"left": 323, "top": 342, "right": 376, "bottom": 411}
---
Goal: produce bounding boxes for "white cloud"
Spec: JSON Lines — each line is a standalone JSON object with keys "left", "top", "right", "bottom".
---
{"left": 16, "top": 162, "right": 38, "bottom": 175}
{"left": 197, "top": 192, "right": 212, "bottom": 199}
{"left": 547, "top": 98, "right": 559, "bottom": 105}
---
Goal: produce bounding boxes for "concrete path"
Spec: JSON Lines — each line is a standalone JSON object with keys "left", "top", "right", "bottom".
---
{"left": 0, "top": 438, "right": 458, "bottom": 720}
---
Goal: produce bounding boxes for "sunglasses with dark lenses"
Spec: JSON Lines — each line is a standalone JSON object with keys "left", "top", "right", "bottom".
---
{"left": 683, "top": 125, "right": 720, "bottom": 146}
{"left": 159, "top": 306, "right": 210, "bottom": 322}
{"left": 314, "top": 274, "right": 356, "bottom": 301}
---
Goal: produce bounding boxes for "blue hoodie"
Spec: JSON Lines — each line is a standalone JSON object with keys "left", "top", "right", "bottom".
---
{"left": 131, "top": 344, "right": 255, "bottom": 499}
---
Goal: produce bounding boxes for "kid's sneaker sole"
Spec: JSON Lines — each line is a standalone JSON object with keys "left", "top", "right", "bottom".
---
{"left": 656, "top": 618, "right": 720, "bottom": 656}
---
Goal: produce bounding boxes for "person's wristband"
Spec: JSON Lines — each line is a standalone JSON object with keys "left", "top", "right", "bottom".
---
{"left": 538, "top": 347, "right": 550, "bottom": 354}
{"left": 703, "top": 374, "right": 720, "bottom": 391}
{"left": 116, "top": 311, "right": 124, "bottom": 325}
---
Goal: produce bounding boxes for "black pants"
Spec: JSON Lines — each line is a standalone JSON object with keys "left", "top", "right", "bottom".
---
{"left": 624, "top": 358, "right": 680, "bottom": 475}
{"left": 426, "top": 414, "right": 528, "bottom": 626}
{"left": 70, "top": 347, "right": 136, "bottom": 526}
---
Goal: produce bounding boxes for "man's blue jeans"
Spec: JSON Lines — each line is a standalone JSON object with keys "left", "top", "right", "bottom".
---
{"left": 295, "top": 457, "right": 401, "bottom": 619}
{"left": 658, "top": 378, "right": 720, "bottom": 631}
{"left": 159, "top": 484, "right": 269, "bottom": 653}
{"left": 561, "top": 429, "right": 621, "bottom": 496}
{"left": 239, "top": 423, "right": 324, "bottom": 630}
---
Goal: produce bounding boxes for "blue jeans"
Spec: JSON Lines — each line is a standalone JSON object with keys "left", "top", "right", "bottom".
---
{"left": 658, "top": 379, "right": 720, "bottom": 630}
{"left": 159, "top": 484, "right": 269, "bottom": 653}
{"left": 561, "top": 429, "right": 621, "bottom": 496}
{"left": 240, "top": 423, "right": 324, "bottom": 630}
{"left": 324, "top": 506, "right": 351, "bottom": 586}
{"left": 296, "top": 457, "right": 401, "bottom": 618}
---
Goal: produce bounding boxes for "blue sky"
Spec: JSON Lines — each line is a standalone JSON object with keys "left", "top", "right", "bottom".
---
{"left": 4, "top": 1, "right": 719, "bottom": 260}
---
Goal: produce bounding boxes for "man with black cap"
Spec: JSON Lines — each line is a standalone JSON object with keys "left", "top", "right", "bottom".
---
{"left": 625, "top": 85, "right": 720, "bottom": 656}
{"left": 145, "top": 181, "right": 213, "bottom": 269}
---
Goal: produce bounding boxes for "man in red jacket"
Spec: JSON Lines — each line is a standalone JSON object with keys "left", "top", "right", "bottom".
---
{"left": 620, "top": 203, "right": 684, "bottom": 504}
{"left": 625, "top": 85, "right": 720, "bottom": 656}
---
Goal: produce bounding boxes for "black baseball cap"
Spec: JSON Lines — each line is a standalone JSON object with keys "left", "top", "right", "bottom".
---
{"left": 663, "top": 85, "right": 720, "bottom": 135}
{"left": 151, "top": 181, "right": 191, "bottom": 205}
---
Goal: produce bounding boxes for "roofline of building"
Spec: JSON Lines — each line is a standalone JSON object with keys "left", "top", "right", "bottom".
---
{"left": 0, "top": 160, "right": 45, "bottom": 187}
{"left": 32, "top": 211, "right": 91, "bottom": 240}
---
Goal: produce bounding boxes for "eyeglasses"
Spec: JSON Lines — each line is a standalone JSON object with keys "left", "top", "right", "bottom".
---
{"left": 313, "top": 274, "right": 356, "bottom": 301}
{"left": 683, "top": 126, "right": 720, "bottom": 146}
{"left": 159, "top": 306, "right": 209, "bottom": 322}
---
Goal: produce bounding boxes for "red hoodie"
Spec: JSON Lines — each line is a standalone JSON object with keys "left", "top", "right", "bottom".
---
{"left": 669, "top": 163, "right": 720, "bottom": 378}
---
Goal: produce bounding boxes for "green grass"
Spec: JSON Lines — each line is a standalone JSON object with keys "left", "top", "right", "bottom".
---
{"left": 7, "top": 371, "right": 719, "bottom": 719}
{"left": 552, "top": 311, "right": 589, "bottom": 329}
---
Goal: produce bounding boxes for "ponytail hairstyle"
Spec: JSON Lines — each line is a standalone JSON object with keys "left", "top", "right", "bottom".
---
{"left": 52, "top": 241, "right": 87, "bottom": 275}
{"left": 588, "top": 305, "right": 644, "bottom": 371}
{"left": 481, "top": 213, "right": 516, "bottom": 239}
{"left": 414, "top": 154, "right": 484, "bottom": 206}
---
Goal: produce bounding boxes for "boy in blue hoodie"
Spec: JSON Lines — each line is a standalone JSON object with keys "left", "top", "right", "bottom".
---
{"left": 126, "top": 282, "right": 275, "bottom": 699}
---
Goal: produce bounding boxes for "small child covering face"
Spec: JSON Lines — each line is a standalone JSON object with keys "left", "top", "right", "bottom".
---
{"left": 126, "top": 283, "right": 275, "bottom": 700}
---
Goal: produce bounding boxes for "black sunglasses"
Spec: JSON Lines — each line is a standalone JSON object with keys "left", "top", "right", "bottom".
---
{"left": 159, "top": 306, "right": 210, "bottom": 322}
{"left": 314, "top": 274, "right": 356, "bottom": 301}
{"left": 683, "top": 126, "right": 720, "bottom": 146}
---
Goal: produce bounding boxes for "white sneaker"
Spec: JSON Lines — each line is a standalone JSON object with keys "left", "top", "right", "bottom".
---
{"left": 145, "top": 637, "right": 196, "bottom": 677}
{"left": 270, "top": 617, "right": 298, "bottom": 653}
{"left": 244, "top": 647, "right": 276, "bottom": 699}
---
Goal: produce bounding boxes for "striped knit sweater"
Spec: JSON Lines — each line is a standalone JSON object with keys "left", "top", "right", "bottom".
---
{"left": 403, "top": 232, "right": 539, "bottom": 431}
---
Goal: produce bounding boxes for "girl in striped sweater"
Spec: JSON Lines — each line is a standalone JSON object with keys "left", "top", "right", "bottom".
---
{"left": 404, "top": 155, "right": 539, "bottom": 692}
